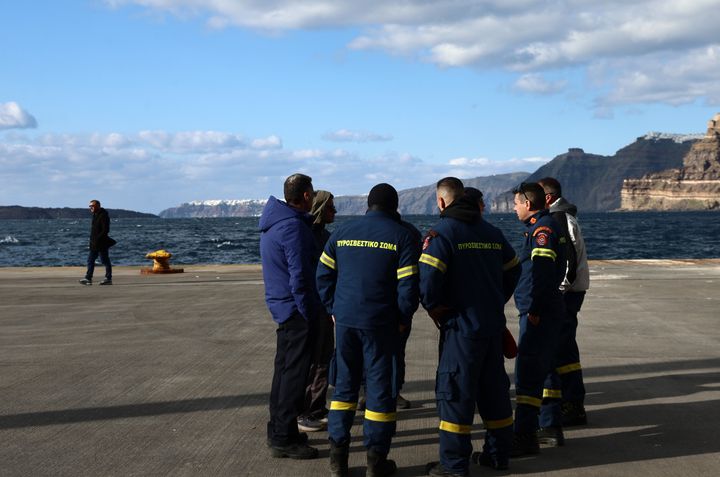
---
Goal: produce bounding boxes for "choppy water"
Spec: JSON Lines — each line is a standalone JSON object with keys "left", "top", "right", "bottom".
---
{"left": 0, "top": 212, "right": 718, "bottom": 267}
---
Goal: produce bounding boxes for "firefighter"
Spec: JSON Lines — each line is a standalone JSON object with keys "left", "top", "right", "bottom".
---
{"left": 316, "top": 183, "right": 420, "bottom": 477}
{"left": 511, "top": 182, "right": 567, "bottom": 456}
{"left": 419, "top": 177, "right": 521, "bottom": 477}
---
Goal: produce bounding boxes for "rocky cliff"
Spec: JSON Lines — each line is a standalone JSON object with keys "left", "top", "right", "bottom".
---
{"left": 335, "top": 172, "right": 529, "bottom": 215}
{"left": 159, "top": 199, "right": 267, "bottom": 218}
{"left": 620, "top": 114, "right": 720, "bottom": 211}
{"left": 492, "top": 135, "right": 698, "bottom": 213}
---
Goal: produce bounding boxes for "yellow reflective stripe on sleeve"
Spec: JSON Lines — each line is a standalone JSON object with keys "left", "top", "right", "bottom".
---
{"left": 516, "top": 395, "right": 542, "bottom": 408}
{"left": 330, "top": 401, "right": 357, "bottom": 411}
{"left": 503, "top": 255, "right": 520, "bottom": 271}
{"left": 531, "top": 248, "right": 557, "bottom": 261}
{"left": 556, "top": 362, "right": 582, "bottom": 375}
{"left": 419, "top": 253, "right": 447, "bottom": 273}
{"left": 397, "top": 264, "right": 419, "bottom": 279}
{"left": 483, "top": 416, "right": 514, "bottom": 430}
{"left": 364, "top": 409, "right": 396, "bottom": 422}
{"left": 320, "top": 252, "right": 336, "bottom": 270}
{"left": 543, "top": 388, "right": 562, "bottom": 399}
{"left": 439, "top": 420, "right": 472, "bottom": 434}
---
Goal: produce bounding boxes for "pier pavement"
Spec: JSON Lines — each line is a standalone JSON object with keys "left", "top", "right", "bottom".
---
{"left": 1, "top": 260, "right": 719, "bottom": 476}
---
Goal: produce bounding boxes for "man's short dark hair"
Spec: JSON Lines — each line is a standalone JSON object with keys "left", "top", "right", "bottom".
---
{"left": 90, "top": 199, "right": 100, "bottom": 207}
{"left": 538, "top": 177, "right": 562, "bottom": 198}
{"left": 514, "top": 182, "right": 546, "bottom": 210}
{"left": 284, "top": 173, "right": 313, "bottom": 204}
{"left": 436, "top": 177, "right": 465, "bottom": 197}
{"left": 367, "top": 183, "right": 399, "bottom": 212}
{"left": 464, "top": 187, "right": 484, "bottom": 205}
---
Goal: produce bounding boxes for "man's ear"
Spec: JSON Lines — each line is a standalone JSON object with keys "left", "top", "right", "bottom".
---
{"left": 437, "top": 196, "right": 446, "bottom": 212}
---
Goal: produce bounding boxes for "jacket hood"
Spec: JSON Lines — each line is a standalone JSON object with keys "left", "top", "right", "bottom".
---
{"left": 440, "top": 196, "right": 481, "bottom": 223}
{"left": 311, "top": 190, "right": 334, "bottom": 225}
{"left": 549, "top": 197, "right": 578, "bottom": 217}
{"left": 258, "top": 196, "right": 312, "bottom": 232}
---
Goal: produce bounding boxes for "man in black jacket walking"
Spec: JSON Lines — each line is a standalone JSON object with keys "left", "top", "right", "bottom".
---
{"left": 79, "top": 200, "right": 114, "bottom": 285}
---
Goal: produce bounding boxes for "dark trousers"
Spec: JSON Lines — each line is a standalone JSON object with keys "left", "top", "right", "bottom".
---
{"left": 85, "top": 248, "right": 111, "bottom": 280}
{"left": 514, "top": 312, "right": 562, "bottom": 433}
{"left": 329, "top": 324, "right": 396, "bottom": 455}
{"left": 436, "top": 321, "right": 513, "bottom": 474}
{"left": 539, "top": 291, "right": 587, "bottom": 426}
{"left": 268, "top": 314, "right": 312, "bottom": 446}
{"left": 301, "top": 315, "right": 334, "bottom": 419}
{"left": 393, "top": 322, "right": 412, "bottom": 395}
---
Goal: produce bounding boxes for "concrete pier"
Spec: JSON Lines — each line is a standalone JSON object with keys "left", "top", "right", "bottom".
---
{"left": 1, "top": 260, "right": 719, "bottom": 476}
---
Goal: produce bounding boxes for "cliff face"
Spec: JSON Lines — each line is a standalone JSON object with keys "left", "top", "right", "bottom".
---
{"left": 159, "top": 200, "right": 267, "bottom": 218}
{"left": 334, "top": 172, "right": 529, "bottom": 215}
{"left": 492, "top": 136, "right": 696, "bottom": 213}
{"left": 621, "top": 114, "right": 720, "bottom": 211}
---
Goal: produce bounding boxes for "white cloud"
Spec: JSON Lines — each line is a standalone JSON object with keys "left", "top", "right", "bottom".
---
{"left": 513, "top": 74, "right": 567, "bottom": 95}
{"left": 0, "top": 128, "right": 545, "bottom": 212}
{"left": 0, "top": 102, "right": 38, "bottom": 130}
{"left": 322, "top": 129, "right": 393, "bottom": 142}
{"left": 106, "top": 0, "right": 720, "bottom": 109}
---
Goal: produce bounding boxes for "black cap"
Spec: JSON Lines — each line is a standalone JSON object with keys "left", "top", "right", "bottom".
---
{"left": 367, "top": 183, "right": 398, "bottom": 211}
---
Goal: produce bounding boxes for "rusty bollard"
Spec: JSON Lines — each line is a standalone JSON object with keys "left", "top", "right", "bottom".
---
{"left": 140, "top": 249, "right": 184, "bottom": 274}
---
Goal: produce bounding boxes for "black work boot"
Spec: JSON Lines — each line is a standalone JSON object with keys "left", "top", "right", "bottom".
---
{"left": 509, "top": 431, "right": 540, "bottom": 457}
{"left": 537, "top": 426, "right": 565, "bottom": 447}
{"left": 561, "top": 401, "right": 587, "bottom": 426}
{"left": 366, "top": 449, "right": 396, "bottom": 477}
{"left": 330, "top": 442, "right": 350, "bottom": 477}
{"left": 471, "top": 451, "right": 509, "bottom": 470}
{"left": 270, "top": 441, "right": 319, "bottom": 459}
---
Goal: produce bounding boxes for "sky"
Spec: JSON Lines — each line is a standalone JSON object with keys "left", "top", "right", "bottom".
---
{"left": 2, "top": 0, "right": 720, "bottom": 214}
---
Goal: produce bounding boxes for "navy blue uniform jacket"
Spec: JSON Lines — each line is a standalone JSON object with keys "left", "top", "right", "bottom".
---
{"left": 259, "top": 196, "right": 320, "bottom": 324}
{"left": 316, "top": 210, "right": 420, "bottom": 329}
{"left": 514, "top": 209, "right": 566, "bottom": 316}
{"left": 419, "top": 197, "right": 521, "bottom": 337}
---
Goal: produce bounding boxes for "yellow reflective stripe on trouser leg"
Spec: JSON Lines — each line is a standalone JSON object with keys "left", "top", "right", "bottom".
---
{"left": 419, "top": 253, "right": 447, "bottom": 273}
{"left": 543, "top": 389, "right": 562, "bottom": 399}
{"left": 556, "top": 362, "right": 582, "bottom": 374}
{"left": 364, "top": 409, "right": 396, "bottom": 422}
{"left": 439, "top": 420, "right": 472, "bottom": 434}
{"left": 516, "top": 395, "right": 542, "bottom": 408}
{"left": 483, "top": 416, "right": 514, "bottom": 430}
{"left": 330, "top": 401, "right": 357, "bottom": 411}
{"left": 397, "top": 264, "right": 418, "bottom": 279}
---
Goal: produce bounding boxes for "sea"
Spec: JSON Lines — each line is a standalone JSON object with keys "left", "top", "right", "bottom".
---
{"left": 0, "top": 211, "right": 718, "bottom": 267}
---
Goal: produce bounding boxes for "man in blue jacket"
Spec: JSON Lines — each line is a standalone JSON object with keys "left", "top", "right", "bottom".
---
{"left": 419, "top": 178, "right": 520, "bottom": 477}
{"left": 259, "top": 173, "right": 320, "bottom": 460}
{"left": 317, "top": 183, "right": 419, "bottom": 477}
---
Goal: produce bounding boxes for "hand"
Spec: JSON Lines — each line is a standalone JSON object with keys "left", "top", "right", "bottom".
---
{"left": 528, "top": 313, "right": 540, "bottom": 326}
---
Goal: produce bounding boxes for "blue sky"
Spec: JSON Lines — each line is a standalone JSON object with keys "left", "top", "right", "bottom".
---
{"left": 2, "top": 0, "right": 719, "bottom": 213}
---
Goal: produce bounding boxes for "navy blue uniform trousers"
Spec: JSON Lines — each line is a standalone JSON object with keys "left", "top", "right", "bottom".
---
{"left": 539, "top": 292, "right": 586, "bottom": 426}
{"left": 436, "top": 320, "right": 513, "bottom": 474}
{"left": 515, "top": 312, "right": 562, "bottom": 432}
{"left": 329, "top": 324, "right": 397, "bottom": 455}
